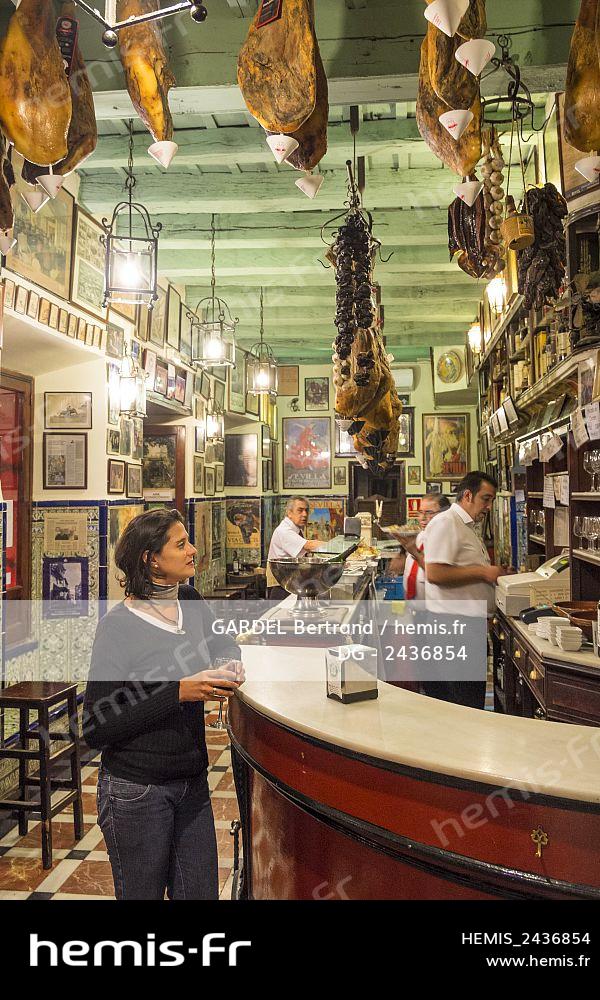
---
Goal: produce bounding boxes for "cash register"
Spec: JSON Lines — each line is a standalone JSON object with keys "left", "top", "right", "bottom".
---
{"left": 495, "top": 552, "right": 570, "bottom": 617}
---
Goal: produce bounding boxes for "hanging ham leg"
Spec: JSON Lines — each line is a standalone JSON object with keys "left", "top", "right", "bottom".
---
{"left": 117, "top": 0, "right": 176, "bottom": 142}
{"left": 564, "top": 0, "right": 600, "bottom": 152}
{"left": 0, "top": 0, "right": 72, "bottom": 166}
{"left": 22, "top": 3, "right": 98, "bottom": 185}
{"left": 281, "top": 37, "right": 328, "bottom": 171}
{"left": 238, "top": 0, "right": 316, "bottom": 133}
{"left": 0, "top": 133, "right": 14, "bottom": 233}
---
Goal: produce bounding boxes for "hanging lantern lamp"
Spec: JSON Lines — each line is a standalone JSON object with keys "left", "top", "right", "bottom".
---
{"left": 119, "top": 347, "right": 148, "bottom": 418}
{"left": 206, "top": 398, "right": 225, "bottom": 444}
{"left": 102, "top": 120, "right": 161, "bottom": 310}
{"left": 247, "top": 288, "right": 278, "bottom": 397}
{"left": 187, "top": 214, "right": 237, "bottom": 369}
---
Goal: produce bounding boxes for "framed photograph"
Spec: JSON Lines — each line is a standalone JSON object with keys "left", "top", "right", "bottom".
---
{"left": 426, "top": 481, "right": 442, "bottom": 494}
{"left": 108, "top": 458, "right": 125, "bottom": 494}
{"left": 579, "top": 355, "right": 596, "bottom": 407}
{"left": 154, "top": 361, "right": 168, "bottom": 396}
{"left": 85, "top": 322, "right": 95, "bottom": 346}
{"left": 132, "top": 417, "right": 144, "bottom": 461}
{"left": 193, "top": 455, "right": 204, "bottom": 494}
{"left": 422, "top": 413, "right": 469, "bottom": 482}
{"left": 143, "top": 432, "right": 177, "bottom": 493}
{"left": 272, "top": 446, "right": 278, "bottom": 492}
{"left": 136, "top": 303, "right": 148, "bottom": 343}
{"left": 228, "top": 347, "right": 246, "bottom": 414}
{"left": 194, "top": 396, "right": 205, "bottom": 422}
{"left": 107, "top": 362, "right": 120, "bottom": 425}
{"left": 143, "top": 348, "right": 157, "bottom": 388}
{"left": 148, "top": 281, "right": 168, "bottom": 348}
{"left": 26, "top": 290, "right": 39, "bottom": 320}
{"left": 166, "top": 285, "right": 181, "bottom": 351}
{"left": 45, "top": 392, "right": 92, "bottom": 430}
{"left": 49, "top": 304, "right": 60, "bottom": 329}
{"left": 225, "top": 433, "right": 258, "bottom": 487}
{"left": 107, "top": 427, "right": 121, "bottom": 455}
{"left": 70, "top": 206, "right": 107, "bottom": 320}
{"left": 205, "top": 442, "right": 216, "bottom": 465}
{"left": 305, "top": 376, "right": 329, "bottom": 411}
{"left": 43, "top": 433, "right": 88, "bottom": 490}
{"left": 39, "top": 297, "right": 52, "bottom": 325}
{"left": 106, "top": 322, "right": 124, "bottom": 359}
{"left": 67, "top": 313, "right": 78, "bottom": 338}
{"left": 262, "top": 424, "right": 271, "bottom": 458}
{"left": 195, "top": 423, "right": 206, "bottom": 454}
{"left": 214, "top": 440, "right": 225, "bottom": 464}
{"left": 334, "top": 466, "right": 347, "bottom": 486}
{"left": 213, "top": 378, "right": 225, "bottom": 412}
{"left": 179, "top": 305, "right": 193, "bottom": 362}
{"left": 335, "top": 423, "right": 359, "bottom": 457}
{"left": 4, "top": 278, "right": 15, "bottom": 310}
{"left": 262, "top": 461, "right": 269, "bottom": 492}
{"left": 174, "top": 373, "right": 187, "bottom": 405}
{"left": 127, "top": 463, "right": 143, "bottom": 498}
{"left": 215, "top": 464, "right": 224, "bottom": 493}
{"left": 10, "top": 168, "right": 74, "bottom": 297}
{"left": 119, "top": 416, "right": 133, "bottom": 457}
{"left": 398, "top": 394, "right": 411, "bottom": 406}
{"left": 283, "top": 417, "right": 331, "bottom": 489}
{"left": 205, "top": 466, "right": 215, "bottom": 497}
{"left": 59, "top": 309, "right": 69, "bottom": 334}
{"left": 200, "top": 370, "right": 211, "bottom": 400}
{"left": 77, "top": 316, "right": 87, "bottom": 341}
{"left": 397, "top": 406, "right": 415, "bottom": 458}
{"left": 278, "top": 365, "right": 299, "bottom": 396}
{"left": 42, "top": 556, "right": 89, "bottom": 619}
{"left": 246, "top": 390, "right": 260, "bottom": 417}
{"left": 15, "top": 286, "right": 28, "bottom": 314}
{"left": 166, "top": 363, "right": 176, "bottom": 400}
{"left": 194, "top": 373, "right": 203, "bottom": 396}
{"left": 408, "top": 465, "right": 421, "bottom": 486}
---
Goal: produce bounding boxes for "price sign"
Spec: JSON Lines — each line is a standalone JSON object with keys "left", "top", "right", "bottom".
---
{"left": 572, "top": 407, "right": 590, "bottom": 449}
{"left": 257, "top": 0, "right": 284, "bottom": 27}
{"left": 585, "top": 401, "right": 600, "bottom": 441}
{"left": 56, "top": 16, "right": 78, "bottom": 78}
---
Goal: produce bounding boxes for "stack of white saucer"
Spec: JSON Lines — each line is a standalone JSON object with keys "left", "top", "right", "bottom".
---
{"left": 536, "top": 617, "right": 568, "bottom": 644}
{"left": 555, "top": 625, "right": 583, "bottom": 652}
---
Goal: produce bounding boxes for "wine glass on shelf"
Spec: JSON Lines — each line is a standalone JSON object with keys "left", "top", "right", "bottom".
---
{"left": 592, "top": 517, "right": 600, "bottom": 553}
{"left": 592, "top": 450, "right": 600, "bottom": 492}
{"left": 583, "top": 451, "right": 594, "bottom": 492}
{"left": 582, "top": 516, "right": 593, "bottom": 550}
{"left": 573, "top": 516, "right": 584, "bottom": 552}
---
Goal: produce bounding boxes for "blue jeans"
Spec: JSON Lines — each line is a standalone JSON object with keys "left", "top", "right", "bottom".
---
{"left": 97, "top": 766, "right": 218, "bottom": 900}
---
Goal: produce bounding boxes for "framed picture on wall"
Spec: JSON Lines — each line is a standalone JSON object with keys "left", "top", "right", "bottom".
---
{"left": 193, "top": 456, "right": 204, "bottom": 494}
{"left": 179, "top": 304, "right": 193, "bottom": 362}
{"left": 108, "top": 459, "right": 125, "bottom": 494}
{"left": 166, "top": 285, "right": 181, "bottom": 351}
{"left": 225, "top": 433, "right": 258, "bottom": 487}
{"left": 154, "top": 361, "right": 168, "bottom": 396}
{"left": 10, "top": 163, "right": 74, "bottom": 298}
{"left": 127, "top": 463, "right": 143, "bottom": 498}
{"left": 262, "top": 424, "right": 271, "bottom": 458}
{"left": 70, "top": 206, "right": 107, "bottom": 320}
{"left": 213, "top": 378, "right": 225, "bottom": 412}
{"left": 43, "top": 433, "right": 88, "bottom": 490}
{"left": 200, "top": 371, "right": 211, "bottom": 400}
{"left": 407, "top": 465, "right": 421, "bottom": 486}
{"left": 304, "top": 376, "right": 329, "bottom": 411}
{"left": 397, "top": 406, "right": 415, "bottom": 458}
{"left": 278, "top": 366, "right": 299, "bottom": 396}
{"left": 42, "top": 556, "right": 89, "bottom": 618}
{"left": 215, "top": 464, "right": 224, "bottom": 493}
{"left": 204, "top": 466, "right": 215, "bottom": 496}
{"left": 335, "top": 423, "right": 359, "bottom": 457}
{"left": 195, "top": 423, "right": 206, "bottom": 455}
{"left": 228, "top": 347, "right": 246, "bottom": 414}
{"left": 283, "top": 417, "right": 331, "bottom": 489}
{"left": 246, "top": 391, "right": 260, "bottom": 416}
{"left": 148, "top": 282, "right": 168, "bottom": 348}
{"left": 334, "top": 466, "right": 347, "bottom": 486}
{"left": 44, "top": 392, "right": 92, "bottom": 430}
{"left": 119, "top": 417, "right": 133, "bottom": 457}
{"left": 106, "top": 322, "right": 124, "bottom": 359}
{"left": 107, "top": 427, "right": 121, "bottom": 455}
{"left": 422, "top": 413, "right": 469, "bottom": 482}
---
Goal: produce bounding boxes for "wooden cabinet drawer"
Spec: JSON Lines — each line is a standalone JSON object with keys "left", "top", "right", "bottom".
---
{"left": 546, "top": 669, "right": 600, "bottom": 725}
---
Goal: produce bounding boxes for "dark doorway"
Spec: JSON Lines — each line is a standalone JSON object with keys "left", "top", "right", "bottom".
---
{"left": 349, "top": 461, "right": 406, "bottom": 525}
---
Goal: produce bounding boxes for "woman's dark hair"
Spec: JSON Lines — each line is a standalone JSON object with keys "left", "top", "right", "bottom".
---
{"left": 115, "top": 508, "right": 186, "bottom": 599}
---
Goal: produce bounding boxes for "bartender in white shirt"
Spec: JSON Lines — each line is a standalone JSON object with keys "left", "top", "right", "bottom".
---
{"left": 422, "top": 471, "right": 514, "bottom": 710}
{"left": 267, "top": 497, "right": 322, "bottom": 599}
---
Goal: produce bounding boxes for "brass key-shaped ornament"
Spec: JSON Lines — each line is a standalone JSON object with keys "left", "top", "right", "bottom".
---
{"left": 531, "top": 827, "right": 549, "bottom": 858}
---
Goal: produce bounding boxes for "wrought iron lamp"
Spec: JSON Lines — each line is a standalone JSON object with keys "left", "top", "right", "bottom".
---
{"left": 206, "top": 398, "right": 224, "bottom": 444}
{"left": 187, "top": 215, "right": 237, "bottom": 369}
{"left": 247, "top": 288, "right": 278, "bottom": 397}
{"left": 102, "top": 121, "right": 161, "bottom": 310}
{"left": 467, "top": 321, "right": 483, "bottom": 354}
{"left": 119, "top": 348, "right": 148, "bottom": 418}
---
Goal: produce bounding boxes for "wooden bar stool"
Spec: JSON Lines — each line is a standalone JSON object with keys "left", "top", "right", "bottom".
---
{"left": 0, "top": 682, "right": 84, "bottom": 869}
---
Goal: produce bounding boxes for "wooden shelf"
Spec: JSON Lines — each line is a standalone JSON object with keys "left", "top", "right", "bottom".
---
{"left": 573, "top": 548, "right": 600, "bottom": 566}
{"left": 528, "top": 492, "right": 543, "bottom": 499}
{"left": 572, "top": 493, "right": 600, "bottom": 501}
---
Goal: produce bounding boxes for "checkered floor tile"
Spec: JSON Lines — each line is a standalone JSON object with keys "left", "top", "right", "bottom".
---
{"left": 0, "top": 704, "right": 240, "bottom": 901}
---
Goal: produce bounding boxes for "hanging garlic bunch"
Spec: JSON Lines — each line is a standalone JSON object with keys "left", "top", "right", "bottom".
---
{"left": 481, "top": 130, "right": 507, "bottom": 275}
{"left": 332, "top": 341, "right": 352, "bottom": 391}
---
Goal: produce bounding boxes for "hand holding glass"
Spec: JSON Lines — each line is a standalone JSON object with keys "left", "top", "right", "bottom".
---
{"left": 209, "top": 657, "right": 244, "bottom": 731}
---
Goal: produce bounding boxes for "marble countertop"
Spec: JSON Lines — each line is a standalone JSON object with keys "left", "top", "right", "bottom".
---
{"left": 236, "top": 644, "right": 600, "bottom": 804}
{"left": 511, "top": 619, "right": 600, "bottom": 670}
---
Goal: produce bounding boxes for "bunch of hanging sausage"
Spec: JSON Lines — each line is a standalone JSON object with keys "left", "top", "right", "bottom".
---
{"left": 0, "top": 0, "right": 176, "bottom": 233}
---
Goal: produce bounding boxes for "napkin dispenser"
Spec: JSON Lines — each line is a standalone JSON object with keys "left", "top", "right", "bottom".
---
{"left": 326, "top": 644, "right": 378, "bottom": 704}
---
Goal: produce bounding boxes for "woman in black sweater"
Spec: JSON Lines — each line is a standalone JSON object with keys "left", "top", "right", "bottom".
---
{"left": 82, "top": 508, "right": 243, "bottom": 900}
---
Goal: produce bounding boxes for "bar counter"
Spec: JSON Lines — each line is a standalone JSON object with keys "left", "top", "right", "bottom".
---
{"left": 229, "top": 645, "right": 600, "bottom": 900}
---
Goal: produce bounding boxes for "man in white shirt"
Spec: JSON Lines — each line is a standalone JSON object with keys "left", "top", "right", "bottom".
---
{"left": 389, "top": 494, "right": 451, "bottom": 601}
{"left": 267, "top": 497, "right": 322, "bottom": 599}
{"left": 422, "top": 471, "right": 512, "bottom": 710}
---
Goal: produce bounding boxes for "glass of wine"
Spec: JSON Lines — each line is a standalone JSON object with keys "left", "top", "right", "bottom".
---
{"left": 592, "top": 450, "right": 600, "bottom": 492}
{"left": 573, "top": 516, "right": 584, "bottom": 551}
{"left": 208, "top": 657, "right": 240, "bottom": 731}
{"left": 584, "top": 451, "right": 595, "bottom": 492}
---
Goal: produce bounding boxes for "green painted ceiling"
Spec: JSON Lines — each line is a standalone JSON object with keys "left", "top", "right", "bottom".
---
{"left": 24, "top": 1, "right": 583, "bottom": 362}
